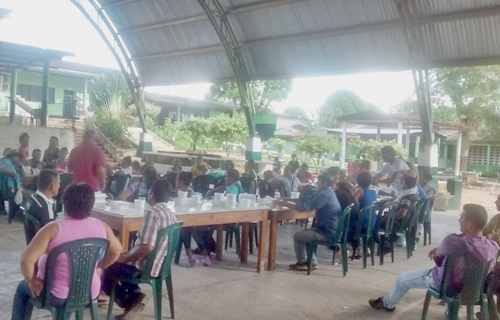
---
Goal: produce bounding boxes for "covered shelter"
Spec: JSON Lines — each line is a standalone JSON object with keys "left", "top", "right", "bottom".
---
{"left": 333, "top": 110, "right": 464, "bottom": 174}
{"left": 0, "top": 41, "right": 72, "bottom": 126}
{"left": 71, "top": 0, "right": 500, "bottom": 159}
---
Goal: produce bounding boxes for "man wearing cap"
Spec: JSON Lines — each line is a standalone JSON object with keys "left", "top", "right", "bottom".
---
{"left": 0, "top": 150, "right": 24, "bottom": 223}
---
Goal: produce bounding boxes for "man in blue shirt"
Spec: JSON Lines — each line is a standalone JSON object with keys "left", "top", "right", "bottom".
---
{"left": 0, "top": 150, "right": 24, "bottom": 223}
{"left": 276, "top": 172, "right": 342, "bottom": 271}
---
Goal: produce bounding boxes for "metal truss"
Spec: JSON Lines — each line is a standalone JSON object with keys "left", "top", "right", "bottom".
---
{"left": 197, "top": 0, "right": 256, "bottom": 137}
{"left": 70, "top": 0, "right": 147, "bottom": 132}
{"left": 394, "top": 0, "right": 433, "bottom": 145}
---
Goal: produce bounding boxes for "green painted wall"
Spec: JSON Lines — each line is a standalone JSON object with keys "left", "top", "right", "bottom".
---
{"left": 16, "top": 71, "right": 86, "bottom": 117}
{"left": 208, "top": 109, "right": 225, "bottom": 118}
{"left": 255, "top": 112, "right": 277, "bottom": 125}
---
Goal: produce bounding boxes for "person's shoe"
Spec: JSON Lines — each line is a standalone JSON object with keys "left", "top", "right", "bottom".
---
{"left": 117, "top": 294, "right": 149, "bottom": 320}
{"left": 289, "top": 262, "right": 318, "bottom": 271}
{"left": 192, "top": 247, "right": 203, "bottom": 255}
{"left": 202, "top": 255, "right": 212, "bottom": 266}
{"left": 369, "top": 297, "right": 395, "bottom": 312}
{"left": 188, "top": 257, "right": 199, "bottom": 268}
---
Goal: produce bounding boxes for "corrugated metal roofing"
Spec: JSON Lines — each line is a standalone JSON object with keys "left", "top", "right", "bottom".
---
{"left": 95, "top": 0, "right": 500, "bottom": 85}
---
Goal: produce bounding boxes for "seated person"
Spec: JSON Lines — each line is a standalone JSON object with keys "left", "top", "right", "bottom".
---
{"left": 369, "top": 204, "right": 499, "bottom": 313}
{"left": 119, "top": 166, "right": 158, "bottom": 202}
{"left": 226, "top": 169, "right": 244, "bottom": 195}
{"left": 419, "top": 166, "right": 437, "bottom": 198}
{"left": 275, "top": 165, "right": 300, "bottom": 196}
{"left": 373, "top": 146, "right": 409, "bottom": 194}
{"left": 244, "top": 159, "right": 257, "bottom": 180}
{"left": 393, "top": 173, "right": 419, "bottom": 224}
{"left": 298, "top": 163, "right": 315, "bottom": 183}
{"left": 273, "top": 157, "right": 282, "bottom": 174}
{"left": 327, "top": 166, "right": 340, "bottom": 185}
{"left": 191, "top": 155, "right": 209, "bottom": 178}
{"left": 276, "top": 172, "right": 341, "bottom": 271}
{"left": 27, "top": 149, "right": 45, "bottom": 170}
{"left": 11, "top": 182, "right": 122, "bottom": 320}
{"left": 335, "top": 182, "right": 359, "bottom": 252}
{"left": 140, "top": 156, "right": 155, "bottom": 173}
{"left": 132, "top": 161, "right": 141, "bottom": 175}
{"left": 0, "top": 150, "right": 25, "bottom": 223}
{"left": 258, "top": 170, "right": 276, "bottom": 198}
{"left": 353, "top": 172, "right": 378, "bottom": 229}
{"left": 176, "top": 171, "right": 194, "bottom": 197}
{"left": 103, "top": 180, "right": 178, "bottom": 319}
{"left": 225, "top": 159, "right": 235, "bottom": 172}
{"left": 116, "top": 156, "right": 133, "bottom": 176}
{"left": 288, "top": 153, "right": 300, "bottom": 174}
{"left": 168, "top": 158, "right": 183, "bottom": 174}
{"left": 51, "top": 147, "right": 68, "bottom": 174}
{"left": 24, "top": 169, "right": 60, "bottom": 243}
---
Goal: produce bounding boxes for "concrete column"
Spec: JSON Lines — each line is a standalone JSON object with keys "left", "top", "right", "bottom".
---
{"left": 443, "top": 143, "right": 448, "bottom": 168}
{"left": 455, "top": 131, "right": 463, "bottom": 176}
{"left": 138, "top": 132, "right": 153, "bottom": 156}
{"left": 487, "top": 144, "right": 492, "bottom": 173}
{"left": 9, "top": 68, "right": 17, "bottom": 124}
{"left": 376, "top": 126, "right": 381, "bottom": 141}
{"left": 41, "top": 60, "right": 50, "bottom": 127}
{"left": 177, "top": 105, "right": 182, "bottom": 122}
{"left": 405, "top": 128, "right": 411, "bottom": 156}
{"left": 340, "top": 122, "right": 347, "bottom": 169}
{"left": 415, "top": 136, "right": 420, "bottom": 158}
{"left": 83, "top": 77, "right": 88, "bottom": 112}
{"left": 397, "top": 122, "right": 403, "bottom": 145}
{"left": 245, "top": 137, "right": 262, "bottom": 161}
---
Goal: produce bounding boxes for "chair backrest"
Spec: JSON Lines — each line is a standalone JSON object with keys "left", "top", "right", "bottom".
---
{"left": 215, "top": 176, "right": 226, "bottom": 188}
{"left": 258, "top": 180, "right": 274, "bottom": 198}
{"left": 423, "top": 196, "right": 435, "bottom": 223}
{"left": 332, "top": 204, "right": 353, "bottom": 244}
{"left": 376, "top": 202, "right": 399, "bottom": 235}
{"left": 354, "top": 202, "right": 377, "bottom": 239}
{"left": 22, "top": 206, "right": 42, "bottom": 245}
{"left": 403, "top": 202, "right": 420, "bottom": 230}
{"left": 439, "top": 252, "right": 492, "bottom": 303}
{"left": 164, "top": 173, "right": 178, "bottom": 190}
{"left": 240, "top": 177, "right": 257, "bottom": 194}
{"left": 115, "top": 174, "right": 131, "bottom": 197}
{"left": 193, "top": 175, "right": 216, "bottom": 198}
{"left": 140, "top": 222, "right": 183, "bottom": 280}
{"left": 276, "top": 180, "right": 288, "bottom": 198}
{"left": 41, "top": 238, "right": 109, "bottom": 310}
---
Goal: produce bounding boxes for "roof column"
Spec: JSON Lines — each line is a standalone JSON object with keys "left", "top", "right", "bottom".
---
{"left": 9, "top": 67, "right": 17, "bottom": 124}
{"left": 455, "top": 131, "right": 462, "bottom": 176}
{"left": 405, "top": 128, "right": 411, "bottom": 156}
{"left": 340, "top": 122, "right": 347, "bottom": 169}
{"left": 376, "top": 126, "right": 381, "bottom": 141}
{"left": 41, "top": 59, "right": 50, "bottom": 127}
{"left": 397, "top": 122, "right": 403, "bottom": 145}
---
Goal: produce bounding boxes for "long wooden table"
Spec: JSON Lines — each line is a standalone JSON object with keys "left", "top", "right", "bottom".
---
{"left": 267, "top": 207, "right": 316, "bottom": 271}
{"left": 91, "top": 202, "right": 269, "bottom": 272}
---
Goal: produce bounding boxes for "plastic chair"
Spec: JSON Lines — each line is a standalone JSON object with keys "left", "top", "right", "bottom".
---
{"left": 351, "top": 202, "right": 377, "bottom": 269}
{"left": 29, "top": 238, "right": 109, "bottom": 320}
{"left": 164, "top": 173, "right": 178, "bottom": 190}
{"left": 107, "top": 222, "right": 183, "bottom": 320}
{"left": 215, "top": 176, "right": 225, "bottom": 188}
{"left": 421, "top": 252, "right": 492, "bottom": 320}
{"left": 224, "top": 223, "right": 259, "bottom": 255}
{"left": 56, "top": 173, "right": 73, "bottom": 213}
{"left": 193, "top": 175, "right": 216, "bottom": 199}
{"left": 401, "top": 201, "right": 420, "bottom": 259}
{"left": 21, "top": 206, "right": 42, "bottom": 245}
{"left": 423, "top": 197, "right": 436, "bottom": 246}
{"left": 240, "top": 177, "right": 257, "bottom": 194}
{"left": 306, "top": 204, "right": 353, "bottom": 277}
{"left": 375, "top": 202, "right": 399, "bottom": 265}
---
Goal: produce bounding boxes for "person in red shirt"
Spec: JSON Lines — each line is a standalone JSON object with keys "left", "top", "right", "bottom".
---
{"left": 67, "top": 130, "right": 107, "bottom": 192}
{"left": 298, "top": 163, "right": 315, "bottom": 183}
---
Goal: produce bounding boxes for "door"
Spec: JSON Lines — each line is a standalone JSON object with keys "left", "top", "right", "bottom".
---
{"left": 63, "top": 90, "right": 75, "bottom": 118}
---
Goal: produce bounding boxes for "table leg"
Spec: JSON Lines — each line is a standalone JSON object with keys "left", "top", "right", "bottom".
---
{"left": 215, "top": 225, "right": 223, "bottom": 262}
{"left": 257, "top": 212, "right": 268, "bottom": 273}
{"left": 241, "top": 222, "right": 249, "bottom": 264}
{"left": 267, "top": 213, "right": 278, "bottom": 271}
{"left": 120, "top": 223, "right": 130, "bottom": 253}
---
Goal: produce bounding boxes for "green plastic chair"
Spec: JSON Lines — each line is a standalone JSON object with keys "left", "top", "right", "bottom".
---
{"left": 375, "top": 202, "right": 399, "bottom": 265}
{"left": 107, "top": 222, "right": 183, "bottom": 320}
{"left": 28, "top": 238, "right": 110, "bottom": 320}
{"left": 351, "top": 202, "right": 377, "bottom": 269}
{"left": 401, "top": 201, "right": 420, "bottom": 260}
{"left": 21, "top": 206, "right": 42, "bottom": 245}
{"left": 306, "top": 204, "right": 353, "bottom": 277}
{"left": 421, "top": 252, "right": 492, "bottom": 320}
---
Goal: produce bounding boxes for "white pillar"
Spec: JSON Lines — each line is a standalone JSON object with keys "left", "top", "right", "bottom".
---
{"left": 376, "top": 126, "right": 381, "bottom": 141}
{"left": 83, "top": 77, "right": 88, "bottom": 112}
{"left": 397, "top": 122, "right": 403, "bottom": 145}
{"left": 455, "top": 131, "right": 462, "bottom": 176}
{"left": 405, "top": 128, "right": 411, "bottom": 157}
{"left": 340, "top": 122, "right": 347, "bottom": 169}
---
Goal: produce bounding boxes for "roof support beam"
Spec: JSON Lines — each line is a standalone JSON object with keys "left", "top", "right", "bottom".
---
{"left": 101, "top": 0, "right": 141, "bottom": 9}
{"left": 196, "top": 0, "right": 256, "bottom": 137}
{"left": 118, "top": 0, "right": 306, "bottom": 35}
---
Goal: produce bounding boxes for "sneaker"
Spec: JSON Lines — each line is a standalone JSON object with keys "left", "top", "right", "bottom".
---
{"left": 117, "top": 293, "right": 149, "bottom": 320}
{"left": 188, "top": 257, "right": 199, "bottom": 268}
{"left": 289, "top": 262, "right": 318, "bottom": 271}
{"left": 202, "top": 255, "right": 212, "bottom": 266}
{"left": 369, "top": 297, "right": 395, "bottom": 312}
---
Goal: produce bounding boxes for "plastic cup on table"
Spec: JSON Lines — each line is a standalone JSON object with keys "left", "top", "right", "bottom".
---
{"left": 239, "top": 199, "right": 251, "bottom": 208}
{"left": 178, "top": 191, "right": 188, "bottom": 199}
{"left": 134, "top": 199, "right": 146, "bottom": 209}
{"left": 226, "top": 194, "right": 237, "bottom": 202}
{"left": 258, "top": 198, "right": 267, "bottom": 206}
{"left": 291, "top": 192, "right": 300, "bottom": 199}
{"left": 214, "top": 193, "right": 224, "bottom": 201}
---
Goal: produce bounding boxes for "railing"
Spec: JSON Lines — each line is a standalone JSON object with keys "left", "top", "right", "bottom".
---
{"left": 87, "top": 122, "right": 122, "bottom": 163}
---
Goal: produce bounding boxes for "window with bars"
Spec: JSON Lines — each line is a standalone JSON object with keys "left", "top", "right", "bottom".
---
{"left": 17, "top": 84, "right": 55, "bottom": 104}
{"left": 468, "top": 145, "right": 488, "bottom": 165}
{"left": 490, "top": 146, "right": 500, "bottom": 166}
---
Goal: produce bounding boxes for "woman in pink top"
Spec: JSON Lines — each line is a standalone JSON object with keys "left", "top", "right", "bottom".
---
{"left": 11, "top": 182, "right": 122, "bottom": 320}
{"left": 52, "top": 147, "right": 69, "bottom": 174}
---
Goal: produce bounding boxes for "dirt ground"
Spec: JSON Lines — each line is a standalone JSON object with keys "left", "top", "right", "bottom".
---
{"left": 462, "top": 186, "right": 499, "bottom": 213}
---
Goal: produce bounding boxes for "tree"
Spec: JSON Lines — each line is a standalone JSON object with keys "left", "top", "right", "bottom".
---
{"left": 349, "top": 139, "right": 406, "bottom": 163}
{"left": 90, "top": 71, "right": 133, "bottom": 113}
{"left": 432, "top": 66, "right": 500, "bottom": 171}
{"left": 268, "top": 137, "right": 286, "bottom": 157}
{"left": 318, "top": 90, "right": 373, "bottom": 128}
{"left": 205, "top": 80, "right": 293, "bottom": 110}
{"left": 209, "top": 113, "right": 248, "bottom": 157}
{"left": 390, "top": 98, "right": 459, "bottom": 123}
{"left": 295, "top": 134, "right": 340, "bottom": 165}
{"left": 180, "top": 117, "right": 210, "bottom": 151}
{"left": 283, "top": 106, "right": 307, "bottom": 118}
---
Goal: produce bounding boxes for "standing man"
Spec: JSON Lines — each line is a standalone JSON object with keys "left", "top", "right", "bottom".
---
{"left": 67, "top": 130, "right": 107, "bottom": 192}
{"left": 373, "top": 146, "right": 409, "bottom": 194}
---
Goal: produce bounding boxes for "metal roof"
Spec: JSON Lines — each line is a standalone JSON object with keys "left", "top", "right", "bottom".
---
{"left": 96, "top": 0, "right": 500, "bottom": 86}
{"left": 0, "top": 41, "right": 72, "bottom": 72}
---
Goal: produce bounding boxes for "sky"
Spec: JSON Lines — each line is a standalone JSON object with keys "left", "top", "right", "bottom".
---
{"left": 0, "top": 0, "right": 416, "bottom": 114}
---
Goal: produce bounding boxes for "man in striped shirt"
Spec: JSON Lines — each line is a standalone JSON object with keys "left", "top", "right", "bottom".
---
{"left": 102, "top": 179, "right": 178, "bottom": 319}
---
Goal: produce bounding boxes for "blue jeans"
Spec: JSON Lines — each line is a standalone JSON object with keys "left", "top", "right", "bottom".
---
{"left": 11, "top": 280, "right": 66, "bottom": 320}
{"left": 383, "top": 268, "right": 436, "bottom": 309}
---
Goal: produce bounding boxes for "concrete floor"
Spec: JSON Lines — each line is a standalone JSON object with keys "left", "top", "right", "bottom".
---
{"left": 0, "top": 203, "right": 490, "bottom": 320}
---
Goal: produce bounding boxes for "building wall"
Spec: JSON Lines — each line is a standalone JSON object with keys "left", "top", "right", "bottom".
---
{"left": 0, "top": 124, "right": 75, "bottom": 156}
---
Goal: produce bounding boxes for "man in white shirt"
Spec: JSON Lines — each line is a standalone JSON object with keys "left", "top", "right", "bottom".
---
{"left": 373, "top": 146, "right": 409, "bottom": 193}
